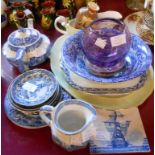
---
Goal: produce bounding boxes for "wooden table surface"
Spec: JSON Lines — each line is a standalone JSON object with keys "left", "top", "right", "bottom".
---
{"left": 1, "top": 0, "right": 154, "bottom": 155}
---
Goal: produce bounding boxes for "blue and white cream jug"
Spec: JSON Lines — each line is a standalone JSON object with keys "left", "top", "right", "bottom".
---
{"left": 39, "top": 99, "right": 96, "bottom": 151}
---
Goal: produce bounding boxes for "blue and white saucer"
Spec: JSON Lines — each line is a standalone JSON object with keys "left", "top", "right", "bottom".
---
{"left": 11, "top": 69, "right": 58, "bottom": 109}
{"left": 62, "top": 31, "right": 152, "bottom": 83}
{"left": 4, "top": 87, "right": 72, "bottom": 129}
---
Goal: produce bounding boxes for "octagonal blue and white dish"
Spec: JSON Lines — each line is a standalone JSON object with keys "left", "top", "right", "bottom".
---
{"left": 61, "top": 63, "right": 147, "bottom": 95}
{"left": 11, "top": 69, "right": 58, "bottom": 109}
{"left": 62, "top": 31, "right": 152, "bottom": 83}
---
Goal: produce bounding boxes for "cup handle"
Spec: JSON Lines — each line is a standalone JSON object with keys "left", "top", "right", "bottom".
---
{"left": 54, "top": 16, "right": 67, "bottom": 34}
{"left": 39, "top": 105, "right": 54, "bottom": 127}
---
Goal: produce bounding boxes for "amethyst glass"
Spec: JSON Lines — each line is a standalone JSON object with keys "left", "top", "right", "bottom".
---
{"left": 81, "top": 18, "right": 131, "bottom": 74}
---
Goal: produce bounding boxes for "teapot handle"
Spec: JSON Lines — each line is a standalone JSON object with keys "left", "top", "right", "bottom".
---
{"left": 54, "top": 16, "right": 67, "bottom": 34}
{"left": 16, "top": 48, "right": 28, "bottom": 73}
{"left": 39, "top": 105, "right": 54, "bottom": 127}
{"left": 10, "top": 48, "right": 28, "bottom": 73}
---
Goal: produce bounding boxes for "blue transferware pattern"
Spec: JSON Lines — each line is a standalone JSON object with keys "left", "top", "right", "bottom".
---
{"left": 8, "top": 28, "right": 40, "bottom": 47}
{"left": 3, "top": 28, "right": 51, "bottom": 73}
{"left": 4, "top": 88, "right": 72, "bottom": 129}
{"left": 61, "top": 62, "right": 147, "bottom": 94}
{"left": 8, "top": 28, "right": 42, "bottom": 54}
{"left": 7, "top": 34, "right": 50, "bottom": 67}
{"left": 62, "top": 31, "right": 152, "bottom": 83}
{"left": 11, "top": 69, "right": 58, "bottom": 108}
{"left": 90, "top": 109, "right": 150, "bottom": 153}
{"left": 10, "top": 84, "right": 61, "bottom": 113}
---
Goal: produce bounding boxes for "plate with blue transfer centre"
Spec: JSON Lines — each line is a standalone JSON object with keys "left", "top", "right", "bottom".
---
{"left": 62, "top": 31, "right": 152, "bottom": 83}
{"left": 11, "top": 69, "right": 58, "bottom": 109}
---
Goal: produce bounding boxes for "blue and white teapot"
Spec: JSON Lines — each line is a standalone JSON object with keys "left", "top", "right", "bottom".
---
{"left": 2, "top": 27, "right": 51, "bottom": 72}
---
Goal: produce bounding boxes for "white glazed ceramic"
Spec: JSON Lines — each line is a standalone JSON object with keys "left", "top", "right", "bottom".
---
{"left": 54, "top": 11, "right": 123, "bottom": 35}
{"left": 39, "top": 99, "right": 96, "bottom": 151}
{"left": 2, "top": 28, "right": 51, "bottom": 72}
{"left": 54, "top": 16, "right": 79, "bottom": 35}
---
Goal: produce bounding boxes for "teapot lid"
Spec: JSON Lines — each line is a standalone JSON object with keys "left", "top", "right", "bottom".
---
{"left": 8, "top": 28, "right": 40, "bottom": 47}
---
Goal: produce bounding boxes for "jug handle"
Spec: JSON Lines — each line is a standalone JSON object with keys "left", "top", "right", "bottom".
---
{"left": 54, "top": 16, "right": 67, "bottom": 35}
{"left": 39, "top": 105, "right": 54, "bottom": 127}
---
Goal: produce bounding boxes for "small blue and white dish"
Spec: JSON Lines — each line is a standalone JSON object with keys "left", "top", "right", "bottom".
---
{"left": 62, "top": 31, "right": 152, "bottom": 83}
{"left": 61, "top": 63, "right": 147, "bottom": 95}
{"left": 4, "top": 84, "right": 72, "bottom": 129}
{"left": 10, "top": 83, "right": 61, "bottom": 114}
{"left": 2, "top": 28, "right": 51, "bottom": 73}
{"left": 11, "top": 69, "right": 58, "bottom": 109}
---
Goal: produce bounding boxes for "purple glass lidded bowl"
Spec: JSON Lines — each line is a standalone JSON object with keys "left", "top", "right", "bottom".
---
{"left": 81, "top": 18, "right": 131, "bottom": 75}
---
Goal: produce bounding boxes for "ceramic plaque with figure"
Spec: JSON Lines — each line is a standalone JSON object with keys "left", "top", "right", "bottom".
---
{"left": 90, "top": 107, "right": 150, "bottom": 154}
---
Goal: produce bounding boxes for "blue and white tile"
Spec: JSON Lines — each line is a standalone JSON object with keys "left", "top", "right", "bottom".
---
{"left": 89, "top": 108, "right": 150, "bottom": 153}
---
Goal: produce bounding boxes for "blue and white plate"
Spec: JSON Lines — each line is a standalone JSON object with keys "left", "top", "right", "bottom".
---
{"left": 62, "top": 31, "right": 152, "bottom": 83}
{"left": 10, "top": 84, "right": 61, "bottom": 112}
{"left": 4, "top": 87, "right": 72, "bottom": 129}
{"left": 11, "top": 69, "right": 58, "bottom": 109}
{"left": 62, "top": 63, "right": 147, "bottom": 95}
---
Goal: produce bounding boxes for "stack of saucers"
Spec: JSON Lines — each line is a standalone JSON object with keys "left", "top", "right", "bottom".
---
{"left": 4, "top": 69, "right": 71, "bottom": 129}
{"left": 61, "top": 31, "right": 152, "bottom": 95}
